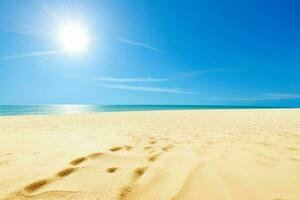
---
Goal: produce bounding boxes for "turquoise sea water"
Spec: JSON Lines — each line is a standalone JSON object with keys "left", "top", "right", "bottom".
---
{"left": 0, "top": 105, "right": 291, "bottom": 116}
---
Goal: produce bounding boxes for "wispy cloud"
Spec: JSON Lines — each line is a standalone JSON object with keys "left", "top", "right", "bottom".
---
{"left": 90, "top": 83, "right": 195, "bottom": 94}
{"left": 116, "top": 38, "right": 163, "bottom": 52}
{"left": 90, "top": 77, "right": 170, "bottom": 82}
{"left": 0, "top": 50, "right": 60, "bottom": 61}
{"left": 264, "top": 93, "right": 300, "bottom": 100}
{"left": 205, "top": 97, "right": 272, "bottom": 102}
{"left": 179, "top": 68, "right": 234, "bottom": 78}
{"left": 68, "top": 67, "right": 234, "bottom": 95}
{"left": 89, "top": 68, "right": 233, "bottom": 83}
{"left": 207, "top": 93, "right": 300, "bottom": 102}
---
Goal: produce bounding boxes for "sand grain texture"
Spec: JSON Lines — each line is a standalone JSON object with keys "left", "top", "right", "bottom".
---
{"left": 0, "top": 109, "right": 300, "bottom": 200}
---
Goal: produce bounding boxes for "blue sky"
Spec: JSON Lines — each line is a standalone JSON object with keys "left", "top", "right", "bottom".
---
{"left": 0, "top": 0, "right": 299, "bottom": 106}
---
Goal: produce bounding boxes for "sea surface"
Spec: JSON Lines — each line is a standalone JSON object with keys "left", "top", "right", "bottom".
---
{"left": 0, "top": 105, "right": 291, "bottom": 116}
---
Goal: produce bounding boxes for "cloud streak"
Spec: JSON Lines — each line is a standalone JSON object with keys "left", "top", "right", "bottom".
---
{"left": 69, "top": 68, "right": 236, "bottom": 95}
{"left": 91, "top": 83, "right": 195, "bottom": 94}
{"left": 0, "top": 50, "right": 60, "bottom": 61}
{"left": 206, "top": 93, "right": 300, "bottom": 102}
{"left": 116, "top": 38, "right": 163, "bottom": 52}
{"left": 179, "top": 68, "right": 235, "bottom": 78}
{"left": 264, "top": 93, "right": 300, "bottom": 100}
{"left": 89, "top": 68, "right": 232, "bottom": 83}
{"left": 90, "top": 77, "right": 170, "bottom": 82}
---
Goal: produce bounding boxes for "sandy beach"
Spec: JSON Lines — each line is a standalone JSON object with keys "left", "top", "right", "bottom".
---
{"left": 0, "top": 109, "right": 299, "bottom": 200}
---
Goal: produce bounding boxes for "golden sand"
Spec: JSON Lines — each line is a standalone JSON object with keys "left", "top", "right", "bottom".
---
{"left": 0, "top": 109, "right": 299, "bottom": 200}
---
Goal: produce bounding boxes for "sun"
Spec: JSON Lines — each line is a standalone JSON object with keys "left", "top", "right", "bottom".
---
{"left": 58, "top": 23, "right": 89, "bottom": 54}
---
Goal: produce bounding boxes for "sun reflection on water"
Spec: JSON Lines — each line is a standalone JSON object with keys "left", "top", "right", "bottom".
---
{"left": 48, "top": 105, "right": 94, "bottom": 114}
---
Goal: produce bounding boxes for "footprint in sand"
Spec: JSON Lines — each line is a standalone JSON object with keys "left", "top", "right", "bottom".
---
{"left": 87, "top": 152, "right": 104, "bottom": 159}
{"left": 161, "top": 144, "right": 173, "bottom": 152}
{"left": 124, "top": 145, "right": 133, "bottom": 151}
{"left": 117, "top": 167, "right": 148, "bottom": 199}
{"left": 106, "top": 167, "right": 119, "bottom": 173}
{"left": 144, "top": 146, "right": 152, "bottom": 150}
{"left": 70, "top": 156, "right": 87, "bottom": 165}
{"left": 23, "top": 167, "right": 78, "bottom": 194}
{"left": 149, "top": 140, "right": 156, "bottom": 145}
{"left": 147, "top": 153, "right": 161, "bottom": 162}
{"left": 23, "top": 179, "right": 52, "bottom": 193}
{"left": 133, "top": 167, "right": 147, "bottom": 179}
{"left": 118, "top": 186, "right": 133, "bottom": 200}
{"left": 22, "top": 143, "right": 142, "bottom": 197}
{"left": 56, "top": 167, "right": 77, "bottom": 177}
{"left": 110, "top": 146, "right": 123, "bottom": 152}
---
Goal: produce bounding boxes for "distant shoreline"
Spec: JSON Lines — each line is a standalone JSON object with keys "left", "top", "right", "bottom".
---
{"left": 0, "top": 104, "right": 297, "bottom": 116}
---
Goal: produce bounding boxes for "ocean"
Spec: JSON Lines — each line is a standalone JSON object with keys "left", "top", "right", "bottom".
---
{"left": 0, "top": 105, "right": 291, "bottom": 116}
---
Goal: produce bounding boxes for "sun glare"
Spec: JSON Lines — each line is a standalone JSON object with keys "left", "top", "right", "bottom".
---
{"left": 59, "top": 23, "right": 89, "bottom": 54}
